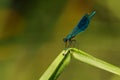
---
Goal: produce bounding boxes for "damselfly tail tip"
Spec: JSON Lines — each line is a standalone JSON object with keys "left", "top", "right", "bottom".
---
{"left": 88, "top": 10, "right": 96, "bottom": 19}
{"left": 92, "top": 10, "right": 96, "bottom": 15}
{"left": 90, "top": 10, "right": 96, "bottom": 16}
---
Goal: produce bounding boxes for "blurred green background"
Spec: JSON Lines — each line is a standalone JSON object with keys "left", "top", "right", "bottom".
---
{"left": 0, "top": 0, "right": 120, "bottom": 80}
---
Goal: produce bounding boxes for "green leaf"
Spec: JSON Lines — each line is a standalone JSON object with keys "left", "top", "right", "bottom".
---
{"left": 39, "top": 49, "right": 71, "bottom": 80}
{"left": 70, "top": 48, "right": 120, "bottom": 76}
{"left": 39, "top": 48, "right": 120, "bottom": 80}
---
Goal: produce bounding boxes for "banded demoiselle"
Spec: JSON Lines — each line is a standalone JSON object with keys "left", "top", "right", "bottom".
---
{"left": 63, "top": 11, "right": 96, "bottom": 47}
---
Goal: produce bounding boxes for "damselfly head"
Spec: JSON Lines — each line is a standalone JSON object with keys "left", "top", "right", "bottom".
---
{"left": 63, "top": 38, "right": 68, "bottom": 42}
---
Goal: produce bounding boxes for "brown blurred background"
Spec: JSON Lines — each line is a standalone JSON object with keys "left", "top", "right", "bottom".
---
{"left": 0, "top": 0, "right": 120, "bottom": 80}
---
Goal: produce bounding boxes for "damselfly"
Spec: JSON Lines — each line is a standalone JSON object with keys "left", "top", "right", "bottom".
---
{"left": 63, "top": 11, "right": 96, "bottom": 47}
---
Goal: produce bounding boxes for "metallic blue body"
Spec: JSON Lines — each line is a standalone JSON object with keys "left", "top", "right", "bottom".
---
{"left": 63, "top": 11, "right": 96, "bottom": 42}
